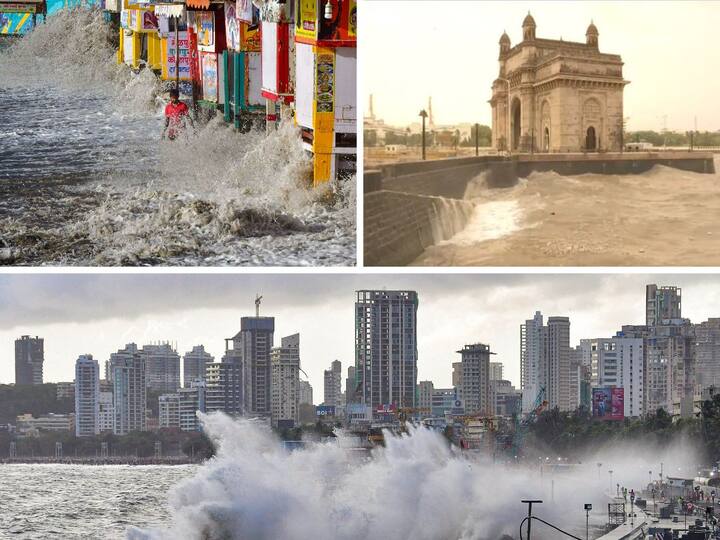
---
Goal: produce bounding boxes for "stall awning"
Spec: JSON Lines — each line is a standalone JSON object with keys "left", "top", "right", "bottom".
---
{"left": 185, "top": 0, "right": 209, "bottom": 9}
{"left": 154, "top": 3, "right": 186, "bottom": 17}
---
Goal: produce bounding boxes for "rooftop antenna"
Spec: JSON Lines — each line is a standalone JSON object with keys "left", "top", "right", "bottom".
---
{"left": 255, "top": 294, "right": 263, "bottom": 317}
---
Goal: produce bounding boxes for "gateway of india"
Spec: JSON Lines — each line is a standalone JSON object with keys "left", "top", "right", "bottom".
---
{"left": 490, "top": 12, "right": 629, "bottom": 153}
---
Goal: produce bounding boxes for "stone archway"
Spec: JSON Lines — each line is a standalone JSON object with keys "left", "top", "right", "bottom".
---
{"left": 511, "top": 97, "right": 521, "bottom": 151}
{"left": 540, "top": 99, "right": 550, "bottom": 152}
{"left": 586, "top": 126, "right": 597, "bottom": 151}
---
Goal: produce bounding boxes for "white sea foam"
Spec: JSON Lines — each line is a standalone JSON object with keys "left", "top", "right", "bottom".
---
{"left": 126, "top": 415, "right": 700, "bottom": 540}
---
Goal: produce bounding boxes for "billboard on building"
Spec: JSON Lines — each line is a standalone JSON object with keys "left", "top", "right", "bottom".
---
{"left": 316, "top": 405, "right": 335, "bottom": 416}
{"left": 592, "top": 387, "right": 624, "bottom": 420}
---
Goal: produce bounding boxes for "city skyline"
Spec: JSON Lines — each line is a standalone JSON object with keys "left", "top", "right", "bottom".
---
{"left": 6, "top": 274, "right": 720, "bottom": 394}
{"left": 364, "top": 1, "right": 720, "bottom": 131}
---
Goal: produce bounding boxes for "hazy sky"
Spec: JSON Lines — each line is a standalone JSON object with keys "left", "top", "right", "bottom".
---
{"left": 363, "top": 1, "right": 720, "bottom": 131}
{"left": 5, "top": 273, "right": 720, "bottom": 400}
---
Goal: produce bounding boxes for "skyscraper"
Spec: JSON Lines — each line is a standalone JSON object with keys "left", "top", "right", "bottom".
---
{"left": 417, "top": 380, "right": 434, "bottom": 413}
{"left": 521, "top": 312, "right": 573, "bottom": 412}
{"left": 15, "top": 335, "right": 44, "bottom": 385}
{"left": 271, "top": 334, "right": 300, "bottom": 428}
{"left": 179, "top": 380, "right": 206, "bottom": 432}
{"left": 355, "top": 290, "right": 418, "bottom": 409}
{"left": 489, "top": 361, "right": 504, "bottom": 381}
{"left": 646, "top": 284, "right": 682, "bottom": 327}
{"left": 299, "top": 380, "right": 313, "bottom": 406}
{"left": 345, "top": 366, "right": 357, "bottom": 404}
{"left": 323, "top": 360, "right": 342, "bottom": 406}
{"left": 110, "top": 344, "right": 147, "bottom": 435}
{"left": 456, "top": 343, "right": 493, "bottom": 415}
{"left": 142, "top": 343, "right": 181, "bottom": 393}
{"left": 183, "top": 345, "right": 214, "bottom": 387}
{"left": 224, "top": 313, "right": 275, "bottom": 417}
{"left": 694, "top": 318, "right": 720, "bottom": 390}
{"left": 205, "top": 361, "right": 242, "bottom": 415}
{"left": 520, "top": 311, "right": 544, "bottom": 413}
{"left": 74, "top": 354, "right": 100, "bottom": 437}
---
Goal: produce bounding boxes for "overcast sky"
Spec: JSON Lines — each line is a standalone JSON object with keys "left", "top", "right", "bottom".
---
{"left": 4, "top": 273, "right": 720, "bottom": 401}
{"left": 363, "top": 1, "right": 720, "bottom": 132}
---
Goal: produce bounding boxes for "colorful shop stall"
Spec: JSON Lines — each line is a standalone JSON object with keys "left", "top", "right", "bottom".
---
{"left": 154, "top": 3, "right": 194, "bottom": 97}
{"left": 294, "top": 0, "right": 356, "bottom": 185}
{"left": 118, "top": 0, "right": 161, "bottom": 69}
{"left": 0, "top": 0, "right": 46, "bottom": 36}
{"left": 185, "top": 0, "right": 227, "bottom": 109}
{"left": 260, "top": 0, "right": 295, "bottom": 130}
{"left": 221, "top": 0, "right": 263, "bottom": 130}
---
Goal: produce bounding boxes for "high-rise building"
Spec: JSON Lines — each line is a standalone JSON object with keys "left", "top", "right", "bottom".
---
{"left": 545, "top": 316, "right": 572, "bottom": 411}
{"left": 15, "top": 335, "right": 44, "bottom": 385}
{"left": 224, "top": 313, "right": 275, "bottom": 417}
{"left": 271, "top": 334, "right": 300, "bottom": 428}
{"left": 323, "top": 360, "right": 342, "bottom": 406}
{"left": 580, "top": 337, "right": 644, "bottom": 417}
{"left": 520, "top": 312, "right": 544, "bottom": 412}
{"left": 355, "top": 290, "right": 418, "bottom": 409}
{"left": 489, "top": 361, "right": 504, "bottom": 382}
{"left": 159, "top": 393, "right": 180, "bottom": 429}
{"left": 98, "top": 389, "right": 115, "bottom": 433}
{"left": 74, "top": 355, "right": 100, "bottom": 437}
{"left": 142, "top": 343, "right": 181, "bottom": 393}
{"left": 179, "top": 380, "right": 206, "bottom": 432}
{"left": 299, "top": 380, "right": 313, "bottom": 406}
{"left": 205, "top": 361, "right": 243, "bottom": 415}
{"left": 521, "top": 313, "right": 573, "bottom": 412}
{"left": 345, "top": 366, "right": 357, "bottom": 404}
{"left": 492, "top": 380, "right": 522, "bottom": 417}
{"left": 646, "top": 284, "right": 682, "bottom": 327}
{"left": 183, "top": 345, "right": 214, "bottom": 387}
{"left": 694, "top": 319, "right": 720, "bottom": 390}
{"left": 456, "top": 343, "right": 493, "bottom": 415}
{"left": 431, "top": 388, "right": 457, "bottom": 417}
{"left": 418, "top": 380, "right": 434, "bottom": 413}
{"left": 110, "top": 344, "right": 147, "bottom": 435}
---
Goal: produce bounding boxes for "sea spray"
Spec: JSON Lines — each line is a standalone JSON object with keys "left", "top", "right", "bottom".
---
{"left": 127, "top": 414, "right": 700, "bottom": 540}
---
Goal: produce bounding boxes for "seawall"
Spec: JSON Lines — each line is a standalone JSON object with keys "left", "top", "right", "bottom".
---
{"left": 364, "top": 190, "right": 474, "bottom": 266}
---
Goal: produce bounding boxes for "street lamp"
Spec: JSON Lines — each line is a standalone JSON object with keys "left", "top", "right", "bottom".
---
{"left": 597, "top": 462, "right": 602, "bottom": 481}
{"left": 680, "top": 496, "right": 687, "bottom": 530}
{"left": 609, "top": 469, "right": 614, "bottom": 496}
{"left": 419, "top": 109, "right": 428, "bottom": 161}
{"left": 584, "top": 503, "right": 592, "bottom": 540}
{"left": 630, "top": 490, "right": 635, "bottom": 527}
{"left": 521, "top": 499, "right": 543, "bottom": 540}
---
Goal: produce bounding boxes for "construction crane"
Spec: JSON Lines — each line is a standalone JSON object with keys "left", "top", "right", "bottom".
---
{"left": 255, "top": 294, "right": 263, "bottom": 317}
{"left": 508, "top": 386, "right": 548, "bottom": 458}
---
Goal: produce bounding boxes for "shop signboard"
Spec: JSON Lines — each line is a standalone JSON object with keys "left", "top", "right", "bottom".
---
{"left": 224, "top": 1, "right": 239, "bottom": 51}
{"left": 163, "top": 31, "right": 191, "bottom": 81}
{"left": 196, "top": 10, "right": 214, "bottom": 52}
{"left": 295, "top": 0, "right": 316, "bottom": 41}
{"left": 201, "top": 51, "right": 218, "bottom": 102}
{"left": 315, "top": 51, "right": 334, "bottom": 113}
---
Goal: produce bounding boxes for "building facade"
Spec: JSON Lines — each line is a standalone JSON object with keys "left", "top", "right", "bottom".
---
{"left": 110, "top": 344, "right": 147, "bottom": 435}
{"left": 490, "top": 13, "right": 627, "bottom": 153}
{"left": 183, "top": 345, "right": 214, "bottom": 387}
{"left": 142, "top": 343, "right": 181, "bottom": 393}
{"left": 323, "top": 360, "right": 342, "bottom": 406}
{"left": 205, "top": 361, "right": 243, "bottom": 416}
{"left": 418, "top": 380, "right": 434, "bottom": 413}
{"left": 299, "top": 380, "right": 313, "bottom": 406}
{"left": 159, "top": 393, "right": 181, "bottom": 429}
{"left": 457, "top": 343, "right": 493, "bottom": 415}
{"left": 270, "top": 334, "right": 300, "bottom": 428}
{"left": 74, "top": 355, "right": 100, "bottom": 437}
{"left": 646, "top": 284, "right": 682, "bottom": 327}
{"left": 355, "top": 290, "right": 419, "bottom": 409}
{"left": 15, "top": 335, "right": 44, "bottom": 385}
{"left": 179, "top": 380, "right": 206, "bottom": 432}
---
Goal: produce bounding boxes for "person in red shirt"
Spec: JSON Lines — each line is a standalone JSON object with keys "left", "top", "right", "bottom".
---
{"left": 163, "top": 88, "right": 192, "bottom": 140}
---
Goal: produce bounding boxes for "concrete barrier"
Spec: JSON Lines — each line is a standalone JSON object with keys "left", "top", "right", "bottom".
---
{"left": 364, "top": 190, "right": 474, "bottom": 266}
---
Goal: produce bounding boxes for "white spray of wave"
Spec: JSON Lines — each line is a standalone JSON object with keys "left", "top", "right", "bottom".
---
{"left": 126, "top": 415, "right": 700, "bottom": 540}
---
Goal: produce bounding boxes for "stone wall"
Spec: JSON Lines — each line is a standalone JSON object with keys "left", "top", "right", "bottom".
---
{"left": 364, "top": 190, "right": 474, "bottom": 266}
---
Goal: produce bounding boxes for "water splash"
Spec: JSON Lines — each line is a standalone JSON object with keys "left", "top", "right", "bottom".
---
{"left": 127, "top": 415, "right": 701, "bottom": 540}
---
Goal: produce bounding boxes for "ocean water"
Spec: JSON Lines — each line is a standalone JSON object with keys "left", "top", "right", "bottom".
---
{"left": 0, "top": 464, "right": 197, "bottom": 539}
{"left": 0, "top": 414, "right": 699, "bottom": 540}
{"left": 0, "top": 8, "right": 356, "bottom": 266}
